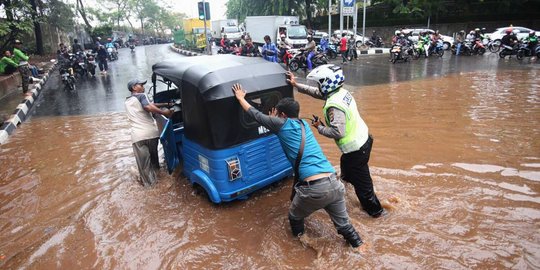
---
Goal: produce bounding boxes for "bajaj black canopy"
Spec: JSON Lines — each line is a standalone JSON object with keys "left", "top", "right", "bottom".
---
{"left": 152, "top": 55, "right": 293, "bottom": 150}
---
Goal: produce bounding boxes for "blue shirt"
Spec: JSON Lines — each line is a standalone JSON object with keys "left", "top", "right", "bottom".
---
{"left": 247, "top": 107, "right": 335, "bottom": 180}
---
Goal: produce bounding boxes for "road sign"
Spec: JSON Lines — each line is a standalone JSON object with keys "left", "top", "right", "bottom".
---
{"left": 342, "top": 0, "right": 355, "bottom": 16}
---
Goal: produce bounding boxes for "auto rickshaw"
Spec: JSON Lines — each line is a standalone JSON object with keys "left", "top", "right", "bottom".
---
{"left": 151, "top": 55, "right": 293, "bottom": 203}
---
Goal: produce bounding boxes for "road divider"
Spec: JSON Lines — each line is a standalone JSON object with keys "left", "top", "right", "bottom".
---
{"left": 0, "top": 61, "right": 57, "bottom": 145}
{"left": 170, "top": 45, "right": 203, "bottom": 57}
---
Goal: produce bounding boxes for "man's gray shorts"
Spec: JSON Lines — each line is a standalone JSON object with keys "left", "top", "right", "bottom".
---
{"left": 132, "top": 138, "right": 160, "bottom": 186}
{"left": 289, "top": 173, "right": 352, "bottom": 230}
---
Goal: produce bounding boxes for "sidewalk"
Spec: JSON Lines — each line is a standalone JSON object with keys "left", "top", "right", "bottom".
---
{"left": 0, "top": 59, "right": 57, "bottom": 144}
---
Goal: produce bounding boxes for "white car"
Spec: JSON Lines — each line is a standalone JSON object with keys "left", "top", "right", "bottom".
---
{"left": 333, "top": 30, "right": 368, "bottom": 48}
{"left": 404, "top": 28, "right": 454, "bottom": 50}
{"left": 486, "top": 26, "right": 539, "bottom": 42}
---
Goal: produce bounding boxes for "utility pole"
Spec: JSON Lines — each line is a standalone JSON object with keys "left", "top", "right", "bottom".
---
{"left": 328, "top": 0, "right": 331, "bottom": 36}
{"left": 362, "top": 0, "right": 366, "bottom": 44}
{"left": 202, "top": 0, "right": 210, "bottom": 54}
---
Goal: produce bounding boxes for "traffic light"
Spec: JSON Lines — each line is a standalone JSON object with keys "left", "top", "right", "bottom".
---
{"left": 198, "top": 2, "right": 210, "bottom": 20}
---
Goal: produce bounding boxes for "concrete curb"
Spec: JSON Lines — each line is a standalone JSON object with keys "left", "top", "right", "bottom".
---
{"left": 358, "top": 48, "right": 390, "bottom": 55}
{"left": 0, "top": 61, "right": 58, "bottom": 145}
{"left": 169, "top": 45, "right": 203, "bottom": 57}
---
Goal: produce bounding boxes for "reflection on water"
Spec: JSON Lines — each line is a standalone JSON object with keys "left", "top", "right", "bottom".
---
{"left": 0, "top": 70, "right": 539, "bottom": 269}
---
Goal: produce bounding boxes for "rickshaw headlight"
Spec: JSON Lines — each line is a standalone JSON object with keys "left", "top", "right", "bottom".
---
{"left": 226, "top": 157, "right": 242, "bottom": 181}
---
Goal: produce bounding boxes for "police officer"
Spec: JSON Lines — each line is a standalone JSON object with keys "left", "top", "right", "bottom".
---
{"left": 287, "top": 65, "right": 386, "bottom": 218}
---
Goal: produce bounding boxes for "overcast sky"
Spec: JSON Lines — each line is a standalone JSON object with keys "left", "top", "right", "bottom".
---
{"left": 172, "top": 0, "right": 228, "bottom": 20}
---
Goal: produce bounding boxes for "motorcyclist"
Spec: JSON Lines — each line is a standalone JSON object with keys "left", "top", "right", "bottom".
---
{"left": 501, "top": 28, "right": 518, "bottom": 48}
{"left": 370, "top": 30, "right": 379, "bottom": 47}
{"left": 455, "top": 30, "right": 465, "bottom": 55}
{"left": 430, "top": 30, "right": 441, "bottom": 51}
{"left": 278, "top": 34, "right": 291, "bottom": 61}
{"left": 418, "top": 32, "right": 430, "bottom": 57}
{"left": 106, "top": 38, "right": 115, "bottom": 49}
{"left": 330, "top": 33, "right": 339, "bottom": 45}
{"left": 261, "top": 35, "right": 278, "bottom": 62}
{"left": 220, "top": 34, "right": 231, "bottom": 53}
{"left": 320, "top": 34, "right": 329, "bottom": 53}
{"left": 95, "top": 37, "right": 102, "bottom": 50}
{"left": 304, "top": 35, "right": 316, "bottom": 71}
{"left": 241, "top": 37, "right": 257, "bottom": 57}
{"left": 392, "top": 30, "right": 401, "bottom": 45}
{"left": 466, "top": 30, "right": 476, "bottom": 42}
{"left": 524, "top": 31, "right": 538, "bottom": 55}
{"left": 71, "top": 39, "right": 83, "bottom": 54}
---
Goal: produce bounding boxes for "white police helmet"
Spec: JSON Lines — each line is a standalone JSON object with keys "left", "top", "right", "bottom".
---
{"left": 306, "top": 64, "right": 345, "bottom": 95}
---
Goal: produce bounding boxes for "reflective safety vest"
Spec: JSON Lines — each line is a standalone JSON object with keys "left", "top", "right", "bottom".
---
{"left": 322, "top": 88, "right": 369, "bottom": 154}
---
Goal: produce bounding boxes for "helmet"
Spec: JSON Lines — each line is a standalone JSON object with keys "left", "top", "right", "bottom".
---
{"left": 107, "top": 37, "right": 112, "bottom": 41}
{"left": 530, "top": 31, "right": 536, "bottom": 36}
{"left": 394, "top": 30, "right": 400, "bottom": 35}
{"left": 475, "top": 28, "right": 480, "bottom": 32}
{"left": 280, "top": 34, "right": 285, "bottom": 38}
{"left": 307, "top": 35, "right": 312, "bottom": 39}
{"left": 97, "top": 37, "right": 101, "bottom": 40}
{"left": 469, "top": 30, "right": 474, "bottom": 35}
{"left": 481, "top": 28, "right": 486, "bottom": 31}
{"left": 306, "top": 64, "right": 344, "bottom": 95}
{"left": 505, "top": 28, "right": 512, "bottom": 34}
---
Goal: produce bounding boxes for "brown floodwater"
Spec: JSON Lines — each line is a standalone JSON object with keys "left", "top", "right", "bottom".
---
{"left": 0, "top": 70, "right": 539, "bottom": 269}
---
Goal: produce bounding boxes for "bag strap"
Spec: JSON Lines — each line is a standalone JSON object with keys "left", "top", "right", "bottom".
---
{"left": 291, "top": 119, "right": 305, "bottom": 201}
{"left": 294, "top": 119, "right": 306, "bottom": 181}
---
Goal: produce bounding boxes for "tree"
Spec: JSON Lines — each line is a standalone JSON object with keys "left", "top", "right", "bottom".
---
{"left": 0, "top": 0, "right": 34, "bottom": 52}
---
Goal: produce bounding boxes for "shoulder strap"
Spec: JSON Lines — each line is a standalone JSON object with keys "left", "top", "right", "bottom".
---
{"left": 294, "top": 119, "right": 306, "bottom": 181}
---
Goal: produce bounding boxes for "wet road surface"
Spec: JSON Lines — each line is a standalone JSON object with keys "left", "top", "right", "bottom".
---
{"left": 0, "top": 44, "right": 539, "bottom": 269}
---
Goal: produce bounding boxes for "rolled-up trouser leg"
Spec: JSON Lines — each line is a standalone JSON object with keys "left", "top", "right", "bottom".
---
{"left": 132, "top": 138, "right": 159, "bottom": 186}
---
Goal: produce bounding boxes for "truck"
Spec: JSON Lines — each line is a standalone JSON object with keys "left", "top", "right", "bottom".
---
{"left": 245, "top": 16, "right": 308, "bottom": 48}
{"left": 211, "top": 19, "right": 242, "bottom": 41}
{"left": 183, "top": 18, "right": 211, "bottom": 50}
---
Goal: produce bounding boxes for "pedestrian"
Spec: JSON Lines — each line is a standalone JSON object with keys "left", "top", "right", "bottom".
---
{"left": 232, "top": 83, "right": 364, "bottom": 248}
{"left": 287, "top": 65, "right": 386, "bottom": 218}
{"left": 261, "top": 35, "right": 278, "bottom": 62}
{"left": 125, "top": 79, "right": 173, "bottom": 187}
{"left": 340, "top": 33, "right": 348, "bottom": 63}
{"left": 0, "top": 50, "right": 19, "bottom": 75}
{"left": 96, "top": 45, "right": 108, "bottom": 74}
{"left": 12, "top": 40, "right": 32, "bottom": 95}
{"left": 347, "top": 34, "right": 358, "bottom": 60}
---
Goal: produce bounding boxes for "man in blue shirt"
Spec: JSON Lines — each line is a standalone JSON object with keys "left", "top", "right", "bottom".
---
{"left": 262, "top": 35, "right": 278, "bottom": 62}
{"left": 232, "top": 83, "right": 363, "bottom": 248}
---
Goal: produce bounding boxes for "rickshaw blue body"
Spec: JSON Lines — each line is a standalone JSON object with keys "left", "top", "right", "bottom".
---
{"left": 153, "top": 55, "right": 294, "bottom": 203}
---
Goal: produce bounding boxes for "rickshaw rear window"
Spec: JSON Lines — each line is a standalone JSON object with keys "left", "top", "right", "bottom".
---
{"left": 242, "top": 91, "right": 282, "bottom": 128}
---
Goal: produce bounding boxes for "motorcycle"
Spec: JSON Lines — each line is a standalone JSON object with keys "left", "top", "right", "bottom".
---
{"left": 71, "top": 52, "right": 87, "bottom": 78}
{"left": 499, "top": 43, "right": 519, "bottom": 58}
{"left": 472, "top": 38, "right": 486, "bottom": 55}
{"left": 516, "top": 41, "right": 539, "bottom": 60}
{"left": 288, "top": 49, "right": 328, "bottom": 72}
{"left": 390, "top": 44, "right": 408, "bottom": 63}
{"left": 451, "top": 41, "right": 473, "bottom": 56}
{"left": 278, "top": 47, "right": 293, "bottom": 65}
{"left": 107, "top": 47, "right": 118, "bottom": 61}
{"left": 428, "top": 39, "right": 445, "bottom": 57}
{"left": 86, "top": 52, "right": 97, "bottom": 76}
{"left": 366, "top": 37, "right": 384, "bottom": 48}
{"left": 319, "top": 43, "right": 338, "bottom": 59}
{"left": 60, "top": 65, "right": 76, "bottom": 90}
{"left": 482, "top": 38, "right": 500, "bottom": 53}
{"left": 413, "top": 41, "right": 430, "bottom": 59}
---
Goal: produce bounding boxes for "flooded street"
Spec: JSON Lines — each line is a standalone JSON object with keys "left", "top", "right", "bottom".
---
{"left": 0, "top": 45, "right": 539, "bottom": 269}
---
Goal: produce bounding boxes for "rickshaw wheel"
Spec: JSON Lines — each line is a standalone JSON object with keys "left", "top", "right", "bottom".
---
{"left": 193, "top": 184, "right": 212, "bottom": 202}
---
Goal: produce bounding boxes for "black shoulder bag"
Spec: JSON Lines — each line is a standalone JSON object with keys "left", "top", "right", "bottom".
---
{"left": 290, "top": 119, "right": 306, "bottom": 201}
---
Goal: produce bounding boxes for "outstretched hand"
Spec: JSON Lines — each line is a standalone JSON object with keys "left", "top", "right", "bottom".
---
{"left": 286, "top": 71, "right": 297, "bottom": 87}
{"left": 232, "top": 83, "right": 246, "bottom": 100}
